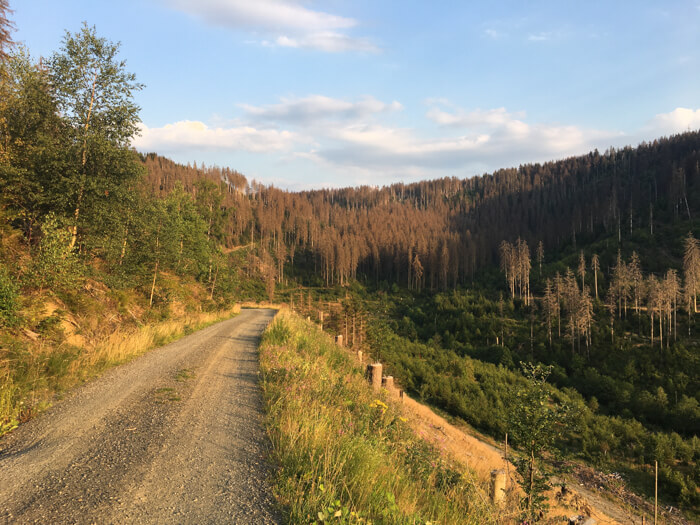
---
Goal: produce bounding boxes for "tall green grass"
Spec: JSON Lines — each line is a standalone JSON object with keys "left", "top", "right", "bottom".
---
{"left": 259, "top": 311, "right": 500, "bottom": 524}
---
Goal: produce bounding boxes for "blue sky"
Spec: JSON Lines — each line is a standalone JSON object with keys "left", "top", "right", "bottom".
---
{"left": 12, "top": 0, "right": 700, "bottom": 189}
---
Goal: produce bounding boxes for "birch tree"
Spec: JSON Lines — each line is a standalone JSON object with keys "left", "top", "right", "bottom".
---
{"left": 508, "top": 364, "right": 571, "bottom": 523}
{"left": 49, "top": 23, "right": 143, "bottom": 250}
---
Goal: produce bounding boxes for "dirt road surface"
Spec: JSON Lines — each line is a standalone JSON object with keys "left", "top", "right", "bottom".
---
{"left": 0, "top": 308, "right": 281, "bottom": 524}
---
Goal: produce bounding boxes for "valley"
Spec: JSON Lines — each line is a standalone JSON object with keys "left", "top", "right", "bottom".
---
{"left": 1, "top": 3, "right": 700, "bottom": 523}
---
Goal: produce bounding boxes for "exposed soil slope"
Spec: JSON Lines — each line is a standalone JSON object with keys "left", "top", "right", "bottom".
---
{"left": 401, "top": 392, "right": 688, "bottom": 524}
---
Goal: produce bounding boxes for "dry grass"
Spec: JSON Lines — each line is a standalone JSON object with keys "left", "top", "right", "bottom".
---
{"left": 78, "top": 307, "right": 237, "bottom": 369}
{"left": 238, "top": 301, "right": 286, "bottom": 310}
{"left": 0, "top": 304, "right": 239, "bottom": 435}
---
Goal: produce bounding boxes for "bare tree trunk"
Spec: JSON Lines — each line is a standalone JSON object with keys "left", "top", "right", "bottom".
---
{"left": 149, "top": 233, "right": 160, "bottom": 308}
{"left": 119, "top": 226, "right": 129, "bottom": 266}
{"left": 149, "top": 260, "right": 159, "bottom": 308}
{"left": 528, "top": 450, "right": 535, "bottom": 518}
{"left": 352, "top": 314, "right": 356, "bottom": 348}
{"left": 674, "top": 299, "right": 677, "bottom": 340}
{"left": 209, "top": 264, "right": 219, "bottom": 300}
{"left": 594, "top": 269, "right": 598, "bottom": 300}
{"left": 558, "top": 315, "right": 561, "bottom": 338}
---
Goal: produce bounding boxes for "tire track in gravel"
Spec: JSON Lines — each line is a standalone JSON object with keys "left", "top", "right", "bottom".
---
{"left": 0, "top": 308, "right": 281, "bottom": 524}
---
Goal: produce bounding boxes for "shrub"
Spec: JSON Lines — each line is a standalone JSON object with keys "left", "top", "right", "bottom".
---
{"left": 29, "top": 213, "right": 81, "bottom": 292}
{"left": 0, "top": 264, "right": 19, "bottom": 326}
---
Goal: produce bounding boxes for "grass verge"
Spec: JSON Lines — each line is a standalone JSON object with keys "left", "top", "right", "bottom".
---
{"left": 259, "top": 310, "right": 499, "bottom": 524}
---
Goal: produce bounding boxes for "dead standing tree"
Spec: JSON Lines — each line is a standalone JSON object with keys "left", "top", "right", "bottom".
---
{"left": 499, "top": 238, "right": 531, "bottom": 305}
{"left": 683, "top": 233, "right": 700, "bottom": 334}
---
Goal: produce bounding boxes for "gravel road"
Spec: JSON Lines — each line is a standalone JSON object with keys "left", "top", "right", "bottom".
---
{"left": 0, "top": 308, "right": 282, "bottom": 524}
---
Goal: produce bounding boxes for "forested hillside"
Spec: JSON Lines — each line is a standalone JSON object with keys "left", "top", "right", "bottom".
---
{"left": 134, "top": 133, "right": 700, "bottom": 291}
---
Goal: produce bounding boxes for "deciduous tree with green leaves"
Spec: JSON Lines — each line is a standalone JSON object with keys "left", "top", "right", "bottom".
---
{"left": 48, "top": 23, "right": 143, "bottom": 250}
{"left": 30, "top": 212, "right": 81, "bottom": 292}
{"left": 507, "top": 363, "right": 572, "bottom": 522}
{"left": 0, "top": 49, "right": 68, "bottom": 239}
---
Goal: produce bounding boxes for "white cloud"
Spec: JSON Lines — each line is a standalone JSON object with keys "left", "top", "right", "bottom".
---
{"left": 290, "top": 105, "right": 700, "bottom": 183}
{"left": 133, "top": 120, "right": 302, "bottom": 153}
{"left": 426, "top": 106, "right": 525, "bottom": 128}
{"left": 241, "top": 95, "right": 402, "bottom": 125}
{"left": 275, "top": 32, "right": 378, "bottom": 53}
{"left": 312, "top": 118, "right": 616, "bottom": 171}
{"left": 484, "top": 28, "right": 505, "bottom": 39}
{"left": 168, "top": 0, "right": 354, "bottom": 32}
{"left": 645, "top": 107, "right": 700, "bottom": 136}
{"left": 527, "top": 31, "right": 553, "bottom": 42}
{"left": 424, "top": 97, "right": 451, "bottom": 106}
{"left": 295, "top": 99, "right": 624, "bottom": 174}
{"left": 165, "top": 0, "right": 376, "bottom": 52}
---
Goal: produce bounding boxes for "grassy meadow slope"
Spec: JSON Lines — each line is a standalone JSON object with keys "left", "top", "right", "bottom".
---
{"left": 259, "top": 310, "right": 500, "bottom": 524}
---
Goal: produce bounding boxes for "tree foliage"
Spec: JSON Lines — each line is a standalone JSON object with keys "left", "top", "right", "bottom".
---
{"left": 48, "top": 23, "right": 143, "bottom": 249}
{"left": 507, "top": 363, "right": 572, "bottom": 521}
{"left": 49, "top": 23, "right": 142, "bottom": 146}
{"left": 0, "top": 0, "right": 14, "bottom": 61}
{"left": 0, "top": 28, "right": 255, "bottom": 308}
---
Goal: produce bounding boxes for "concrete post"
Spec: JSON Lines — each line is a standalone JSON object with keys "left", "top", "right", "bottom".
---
{"left": 367, "top": 363, "right": 382, "bottom": 392}
{"left": 357, "top": 350, "right": 363, "bottom": 363}
{"left": 490, "top": 469, "right": 506, "bottom": 506}
{"left": 336, "top": 335, "right": 343, "bottom": 347}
